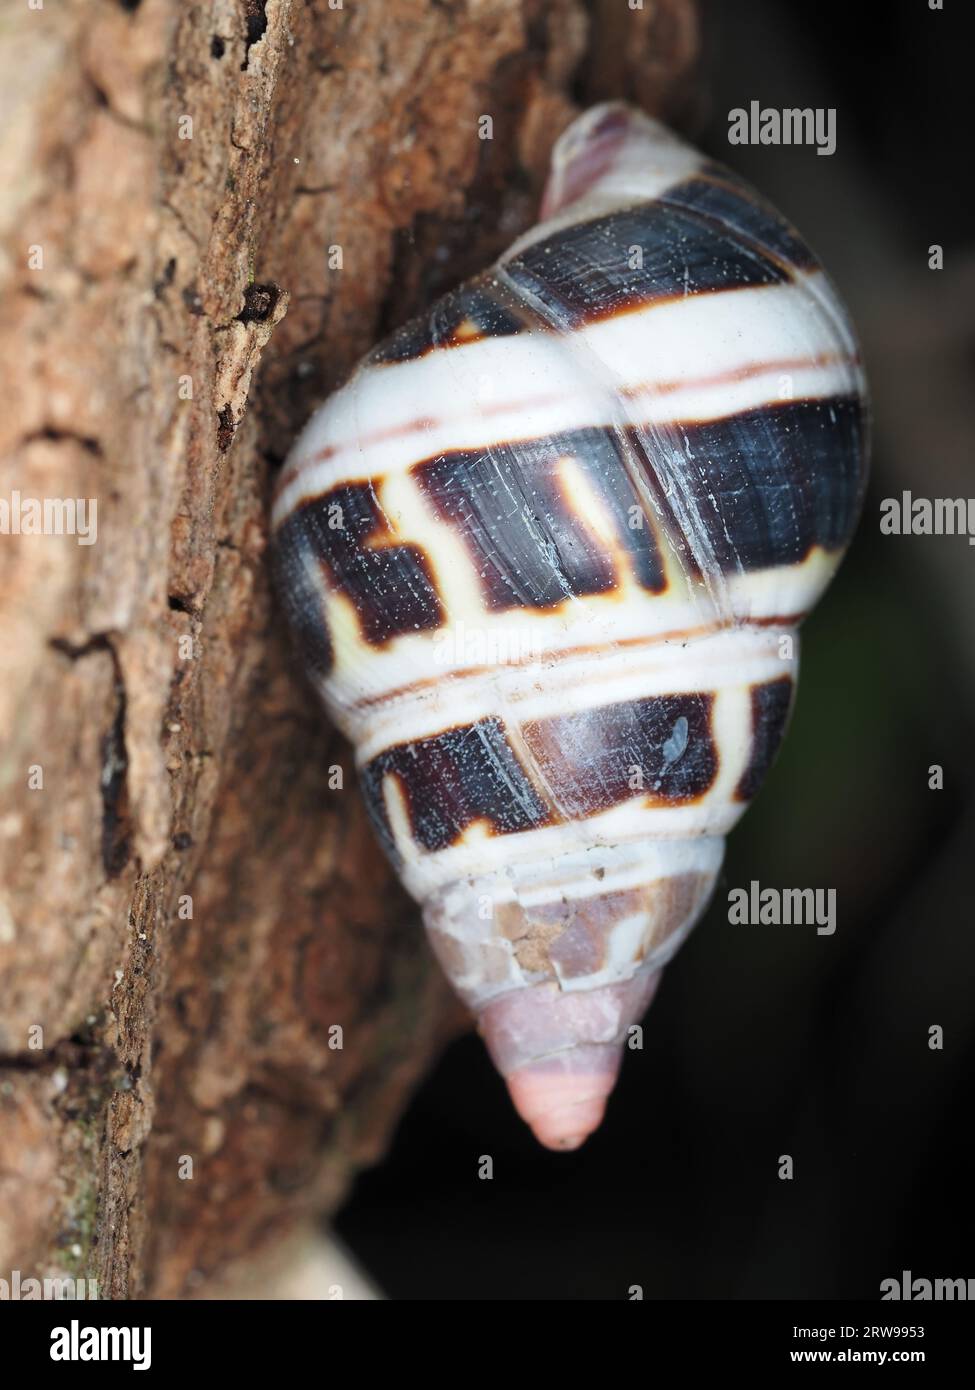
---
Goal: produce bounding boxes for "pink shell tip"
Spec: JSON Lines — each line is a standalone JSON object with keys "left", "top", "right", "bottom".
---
{"left": 505, "top": 1066, "right": 614, "bottom": 1152}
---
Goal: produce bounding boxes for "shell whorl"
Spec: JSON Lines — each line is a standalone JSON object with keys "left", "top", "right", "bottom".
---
{"left": 271, "top": 103, "right": 869, "bottom": 1149}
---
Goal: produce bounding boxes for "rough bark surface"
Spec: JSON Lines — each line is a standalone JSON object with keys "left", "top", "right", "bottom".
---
{"left": 0, "top": 0, "right": 698, "bottom": 1297}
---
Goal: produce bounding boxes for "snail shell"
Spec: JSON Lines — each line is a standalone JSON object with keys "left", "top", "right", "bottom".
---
{"left": 271, "top": 104, "right": 868, "bottom": 1149}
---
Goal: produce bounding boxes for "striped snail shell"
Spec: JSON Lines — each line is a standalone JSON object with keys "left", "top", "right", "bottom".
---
{"left": 271, "top": 103, "right": 868, "bottom": 1150}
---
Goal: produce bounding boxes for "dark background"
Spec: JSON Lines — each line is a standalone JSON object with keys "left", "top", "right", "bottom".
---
{"left": 335, "top": 0, "right": 975, "bottom": 1299}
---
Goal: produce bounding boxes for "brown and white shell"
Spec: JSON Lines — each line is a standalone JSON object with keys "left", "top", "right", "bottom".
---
{"left": 271, "top": 104, "right": 869, "bottom": 1149}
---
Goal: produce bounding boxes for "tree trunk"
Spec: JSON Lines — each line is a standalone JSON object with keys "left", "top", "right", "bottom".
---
{"left": 0, "top": 0, "right": 698, "bottom": 1298}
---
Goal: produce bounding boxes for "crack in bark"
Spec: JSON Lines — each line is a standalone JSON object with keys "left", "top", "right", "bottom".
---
{"left": 47, "top": 635, "right": 133, "bottom": 880}
{"left": 24, "top": 427, "right": 104, "bottom": 456}
{"left": 49, "top": 633, "right": 117, "bottom": 661}
{"left": 100, "top": 670, "right": 131, "bottom": 881}
{"left": 241, "top": 1, "right": 269, "bottom": 71}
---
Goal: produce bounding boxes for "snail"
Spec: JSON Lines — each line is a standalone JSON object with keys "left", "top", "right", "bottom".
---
{"left": 271, "top": 103, "right": 868, "bottom": 1150}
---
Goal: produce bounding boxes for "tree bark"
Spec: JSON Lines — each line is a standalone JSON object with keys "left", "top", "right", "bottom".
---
{"left": 0, "top": 0, "right": 698, "bottom": 1298}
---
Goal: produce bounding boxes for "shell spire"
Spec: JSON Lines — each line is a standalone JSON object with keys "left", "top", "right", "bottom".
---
{"left": 271, "top": 104, "right": 869, "bottom": 1149}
